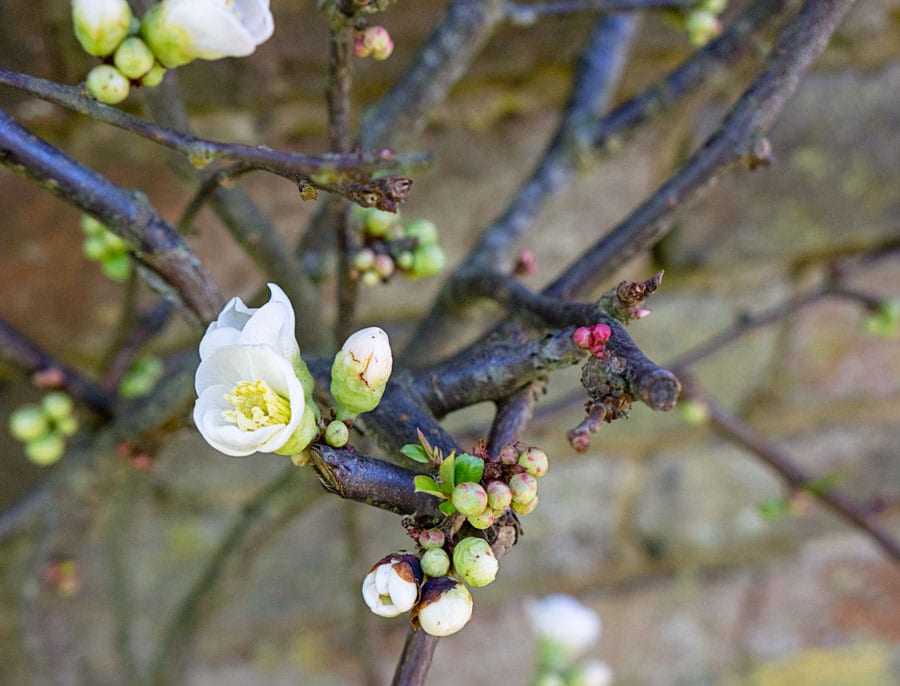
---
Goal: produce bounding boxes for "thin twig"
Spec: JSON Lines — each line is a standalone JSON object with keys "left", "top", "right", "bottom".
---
{"left": 504, "top": 0, "right": 693, "bottom": 24}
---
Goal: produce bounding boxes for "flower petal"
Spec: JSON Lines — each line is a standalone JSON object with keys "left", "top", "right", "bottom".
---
{"left": 238, "top": 284, "right": 300, "bottom": 362}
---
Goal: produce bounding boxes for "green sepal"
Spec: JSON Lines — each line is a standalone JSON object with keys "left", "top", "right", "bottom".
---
{"left": 438, "top": 452, "right": 456, "bottom": 495}
{"left": 413, "top": 475, "right": 446, "bottom": 499}
{"left": 402, "top": 443, "right": 430, "bottom": 464}
{"left": 438, "top": 501, "right": 458, "bottom": 516}
{"left": 454, "top": 453, "right": 484, "bottom": 485}
{"left": 757, "top": 497, "right": 790, "bottom": 519}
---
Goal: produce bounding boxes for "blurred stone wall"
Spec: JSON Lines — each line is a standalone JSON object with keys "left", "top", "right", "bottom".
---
{"left": 0, "top": 1, "right": 898, "bottom": 684}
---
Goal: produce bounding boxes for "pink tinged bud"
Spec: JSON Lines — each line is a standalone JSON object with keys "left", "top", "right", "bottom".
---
{"left": 374, "top": 254, "right": 395, "bottom": 279}
{"left": 411, "top": 577, "right": 473, "bottom": 636}
{"left": 452, "top": 537, "right": 499, "bottom": 587}
{"left": 485, "top": 480, "right": 512, "bottom": 510}
{"left": 573, "top": 326, "right": 593, "bottom": 348}
{"left": 634, "top": 308, "right": 652, "bottom": 320}
{"left": 509, "top": 472, "right": 538, "bottom": 506}
{"left": 364, "top": 26, "right": 394, "bottom": 61}
{"left": 498, "top": 443, "right": 519, "bottom": 466}
{"left": 512, "top": 494, "right": 539, "bottom": 515}
{"left": 354, "top": 32, "right": 371, "bottom": 58}
{"left": 361, "top": 554, "right": 422, "bottom": 618}
{"left": 451, "top": 482, "right": 488, "bottom": 516}
{"left": 466, "top": 509, "right": 495, "bottom": 530}
{"left": 418, "top": 529, "right": 445, "bottom": 550}
{"left": 518, "top": 447, "right": 549, "bottom": 477}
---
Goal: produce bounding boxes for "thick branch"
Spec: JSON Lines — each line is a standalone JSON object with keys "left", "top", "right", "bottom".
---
{"left": 0, "top": 109, "right": 222, "bottom": 323}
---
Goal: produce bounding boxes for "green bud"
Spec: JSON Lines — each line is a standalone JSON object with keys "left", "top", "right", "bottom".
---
{"left": 42, "top": 392, "right": 74, "bottom": 421}
{"left": 25, "top": 433, "right": 66, "bottom": 466}
{"left": 360, "top": 270, "right": 381, "bottom": 287}
{"left": 80, "top": 215, "right": 107, "bottom": 237}
{"left": 364, "top": 208, "right": 399, "bottom": 237}
{"left": 55, "top": 415, "right": 80, "bottom": 437}
{"left": 101, "top": 252, "right": 132, "bottom": 281}
{"left": 420, "top": 548, "right": 450, "bottom": 577}
{"left": 330, "top": 327, "right": 393, "bottom": 418}
{"left": 352, "top": 248, "right": 376, "bottom": 271}
{"left": 9, "top": 404, "right": 50, "bottom": 442}
{"left": 396, "top": 251, "right": 414, "bottom": 271}
{"left": 324, "top": 420, "right": 350, "bottom": 448}
{"left": 113, "top": 36, "right": 155, "bottom": 79}
{"left": 83, "top": 235, "right": 110, "bottom": 261}
{"left": 140, "top": 61, "right": 167, "bottom": 87}
{"left": 518, "top": 446, "right": 549, "bottom": 477}
{"left": 419, "top": 529, "right": 445, "bottom": 550}
{"left": 86, "top": 64, "right": 130, "bottom": 105}
{"left": 119, "top": 356, "right": 164, "bottom": 398}
{"left": 101, "top": 230, "right": 127, "bottom": 253}
{"left": 685, "top": 11, "right": 721, "bottom": 46}
{"left": 677, "top": 399, "right": 710, "bottom": 426}
{"left": 512, "top": 494, "right": 539, "bottom": 515}
{"left": 509, "top": 472, "right": 538, "bottom": 506}
{"left": 403, "top": 218, "right": 438, "bottom": 246}
{"left": 485, "top": 480, "right": 512, "bottom": 511}
{"left": 452, "top": 537, "right": 499, "bottom": 587}
{"left": 450, "top": 482, "right": 488, "bottom": 516}
{"left": 374, "top": 254, "right": 395, "bottom": 279}
{"left": 72, "top": 0, "right": 133, "bottom": 57}
{"left": 410, "top": 244, "right": 446, "bottom": 279}
{"left": 466, "top": 509, "right": 496, "bottom": 530}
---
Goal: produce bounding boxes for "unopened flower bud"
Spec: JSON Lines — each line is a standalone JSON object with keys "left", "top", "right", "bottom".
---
{"left": 498, "top": 443, "right": 519, "bottom": 465}
{"left": 101, "top": 253, "right": 133, "bottom": 281}
{"left": 685, "top": 10, "right": 721, "bottom": 46}
{"left": 361, "top": 207, "right": 398, "bottom": 237}
{"left": 396, "top": 250, "right": 414, "bottom": 271}
{"left": 325, "top": 420, "right": 350, "bottom": 447}
{"left": 86, "top": 64, "right": 130, "bottom": 104}
{"left": 360, "top": 270, "right": 381, "bottom": 287}
{"left": 71, "top": 0, "right": 133, "bottom": 57}
{"left": 420, "top": 548, "right": 450, "bottom": 577}
{"left": 452, "top": 537, "right": 498, "bottom": 587}
{"left": 411, "top": 244, "right": 446, "bottom": 279}
{"left": 361, "top": 554, "right": 422, "bottom": 618}
{"left": 411, "top": 577, "right": 473, "bottom": 636}
{"left": 677, "top": 399, "right": 710, "bottom": 426}
{"left": 140, "top": 61, "right": 167, "bottom": 87}
{"left": 451, "top": 482, "right": 488, "bottom": 516}
{"left": 466, "top": 508, "right": 496, "bottom": 530}
{"left": 42, "top": 392, "right": 74, "bottom": 421}
{"left": 403, "top": 218, "right": 438, "bottom": 246}
{"left": 419, "top": 529, "right": 445, "bottom": 550}
{"left": 55, "top": 415, "right": 80, "bottom": 437}
{"left": 331, "top": 327, "right": 393, "bottom": 418}
{"left": 509, "top": 472, "right": 538, "bottom": 506}
{"left": 374, "top": 254, "right": 395, "bottom": 279}
{"left": 352, "top": 248, "right": 376, "bottom": 271}
{"left": 113, "top": 36, "right": 155, "bottom": 79}
{"left": 512, "top": 494, "right": 539, "bottom": 515}
{"left": 9, "top": 405, "right": 49, "bottom": 442}
{"left": 25, "top": 433, "right": 66, "bottom": 466}
{"left": 518, "top": 446, "right": 549, "bottom": 477}
{"left": 363, "top": 26, "right": 394, "bottom": 61}
{"left": 485, "top": 480, "right": 512, "bottom": 510}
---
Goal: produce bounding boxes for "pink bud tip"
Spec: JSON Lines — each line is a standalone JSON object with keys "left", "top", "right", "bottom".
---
{"left": 634, "top": 308, "right": 652, "bottom": 319}
{"left": 573, "top": 326, "right": 593, "bottom": 348}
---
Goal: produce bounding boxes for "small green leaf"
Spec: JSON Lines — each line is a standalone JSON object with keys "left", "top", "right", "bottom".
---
{"left": 803, "top": 470, "right": 844, "bottom": 497}
{"left": 438, "top": 501, "right": 457, "bottom": 516}
{"left": 454, "top": 453, "right": 484, "bottom": 485}
{"left": 757, "top": 497, "right": 790, "bottom": 519}
{"left": 438, "top": 452, "right": 456, "bottom": 494}
{"left": 402, "top": 444, "right": 430, "bottom": 463}
{"left": 413, "top": 475, "right": 446, "bottom": 499}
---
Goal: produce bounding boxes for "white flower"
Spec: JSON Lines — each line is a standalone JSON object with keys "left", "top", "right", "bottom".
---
{"left": 141, "top": 0, "right": 274, "bottom": 68}
{"left": 526, "top": 594, "right": 601, "bottom": 658}
{"left": 330, "top": 326, "right": 393, "bottom": 418}
{"left": 71, "top": 0, "right": 133, "bottom": 57}
{"left": 576, "top": 660, "right": 614, "bottom": 686}
{"left": 193, "top": 284, "right": 317, "bottom": 457}
{"left": 362, "top": 555, "right": 422, "bottom": 618}
{"left": 411, "top": 577, "right": 473, "bottom": 637}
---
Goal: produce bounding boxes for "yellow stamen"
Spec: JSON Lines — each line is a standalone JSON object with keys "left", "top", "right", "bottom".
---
{"left": 222, "top": 380, "right": 291, "bottom": 431}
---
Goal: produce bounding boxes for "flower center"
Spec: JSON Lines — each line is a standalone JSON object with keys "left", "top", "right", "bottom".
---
{"left": 222, "top": 380, "right": 291, "bottom": 431}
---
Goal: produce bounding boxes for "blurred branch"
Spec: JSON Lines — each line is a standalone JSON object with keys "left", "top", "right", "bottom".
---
{"left": 102, "top": 299, "right": 174, "bottom": 392}
{"left": 0, "top": 108, "right": 223, "bottom": 324}
{"left": 504, "top": 0, "right": 694, "bottom": 25}
{"left": 487, "top": 379, "right": 547, "bottom": 455}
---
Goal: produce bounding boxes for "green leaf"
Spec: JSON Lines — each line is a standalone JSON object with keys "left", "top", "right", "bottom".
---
{"left": 402, "top": 444, "right": 430, "bottom": 464}
{"left": 439, "top": 501, "right": 458, "bottom": 516}
{"left": 413, "top": 475, "right": 446, "bottom": 499}
{"left": 454, "top": 453, "right": 484, "bottom": 485}
{"left": 438, "top": 452, "right": 456, "bottom": 495}
{"left": 757, "top": 497, "right": 790, "bottom": 519}
{"left": 803, "top": 470, "right": 844, "bottom": 497}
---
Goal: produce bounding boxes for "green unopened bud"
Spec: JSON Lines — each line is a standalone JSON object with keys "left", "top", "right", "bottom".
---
{"left": 25, "top": 433, "right": 66, "bottom": 466}
{"left": 80, "top": 215, "right": 107, "bottom": 237}
{"left": 403, "top": 218, "right": 438, "bottom": 246}
{"left": 509, "top": 472, "right": 538, "bottom": 506}
{"left": 512, "top": 494, "right": 539, "bottom": 515}
{"left": 72, "top": 0, "right": 133, "bottom": 57}
{"left": 419, "top": 529, "right": 445, "bottom": 550}
{"left": 352, "top": 248, "right": 376, "bottom": 271}
{"left": 42, "top": 392, "right": 74, "bottom": 421}
{"left": 9, "top": 405, "right": 49, "bottom": 442}
{"left": 325, "top": 420, "right": 350, "bottom": 447}
{"left": 363, "top": 208, "right": 399, "bottom": 237}
{"left": 410, "top": 244, "right": 446, "bottom": 279}
{"left": 518, "top": 446, "right": 549, "bottom": 477}
{"left": 119, "top": 356, "right": 164, "bottom": 398}
{"left": 330, "top": 327, "right": 393, "bottom": 418}
{"left": 466, "top": 508, "right": 495, "bottom": 530}
{"left": 83, "top": 236, "right": 108, "bottom": 260}
{"left": 685, "top": 11, "right": 721, "bottom": 46}
{"left": 86, "top": 64, "right": 130, "bottom": 104}
{"left": 677, "top": 399, "right": 710, "bottom": 425}
{"left": 113, "top": 36, "right": 155, "bottom": 79}
{"left": 101, "top": 253, "right": 132, "bottom": 281}
{"left": 451, "top": 482, "right": 488, "bottom": 516}
{"left": 396, "top": 251, "right": 414, "bottom": 271}
{"left": 55, "top": 415, "right": 80, "bottom": 437}
{"left": 140, "top": 61, "right": 167, "bottom": 87}
{"left": 452, "top": 537, "right": 499, "bottom": 587}
{"left": 420, "top": 548, "right": 451, "bottom": 577}
{"left": 360, "top": 270, "right": 381, "bottom": 287}
{"left": 374, "top": 254, "right": 395, "bottom": 279}
{"left": 485, "top": 480, "right": 512, "bottom": 511}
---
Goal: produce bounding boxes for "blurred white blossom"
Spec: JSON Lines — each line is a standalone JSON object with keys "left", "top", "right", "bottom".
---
{"left": 526, "top": 594, "right": 601, "bottom": 658}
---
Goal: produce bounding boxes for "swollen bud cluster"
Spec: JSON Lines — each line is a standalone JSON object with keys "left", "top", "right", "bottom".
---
{"left": 81, "top": 215, "right": 132, "bottom": 282}
{"left": 8, "top": 391, "right": 79, "bottom": 466}
{"left": 349, "top": 207, "right": 447, "bottom": 285}
{"left": 72, "top": 0, "right": 274, "bottom": 104}
{"left": 354, "top": 26, "right": 394, "bottom": 60}
{"left": 681, "top": 0, "right": 727, "bottom": 47}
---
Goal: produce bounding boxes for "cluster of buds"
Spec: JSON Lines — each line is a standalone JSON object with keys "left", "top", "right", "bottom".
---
{"left": 572, "top": 323, "right": 612, "bottom": 360}
{"left": 407, "top": 435, "right": 549, "bottom": 530}
{"left": 72, "top": 0, "right": 273, "bottom": 104}
{"left": 81, "top": 215, "right": 132, "bottom": 282}
{"left": 354, "top": 26, "right": 394, "bottom": 60}
{"left": 682, "top": 0, "right": 727, "bottom": 46}
{"left": 349, "top": 207, "right": 447, "bottom": 284}
{"left": 118, "top": 356, "right": 164, "bottom": 398}
{"left": 8, "top": 392, "right": 79, "bottom": 466}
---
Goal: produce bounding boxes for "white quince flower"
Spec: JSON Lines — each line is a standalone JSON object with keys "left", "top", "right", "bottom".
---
{"left": 141, "top": 0, "right": 274, "bottom": 68}
{"left": 526, "top": 594, "right": 601, "bottom": 658}
{"left": 71, "top": 0, "right": 134, "bottom": 57}
{"left": 362, "top": 554, "right": 422, "bottom": 618}
{"left": 193, "top": 283, "right": 317, "bottom": 457}
{"left": 330, "top": 326, "right": 393, "bottom": 418}
{"left": 411, "top": 577, "right": 473, "bottom": 637}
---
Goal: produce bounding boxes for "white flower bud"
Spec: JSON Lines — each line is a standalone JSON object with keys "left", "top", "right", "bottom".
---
{"left": 113, "top": 36, "right": 156, "bottom": 79}
{"left": 71, "top": 0, "right": 133, "bottom": 57}
{"left": 526, "top": 594, "right": 601, "bottom": 658}
{"left": 452, "top": 537, "right": 498, "bottom": 587}
{"left": 411, "top": 577, "right": 473, "bottom": 637}
{"left": 141, "top": 0, "right": 274, "bottom": 68}
{"left": 361, "top": 554, "right": 422, "bottom": 618}
{"left": 330, "top": 326, "right": 393, "bottom": 418}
